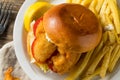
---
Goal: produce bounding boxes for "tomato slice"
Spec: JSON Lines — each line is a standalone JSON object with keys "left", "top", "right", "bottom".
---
{"left": 33, "top": 17, "right": 43, "bottom": 36}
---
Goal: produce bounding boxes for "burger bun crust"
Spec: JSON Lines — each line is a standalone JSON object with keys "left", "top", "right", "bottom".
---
{"left": 43, "top": 3, "right": 102, "bottom": 53}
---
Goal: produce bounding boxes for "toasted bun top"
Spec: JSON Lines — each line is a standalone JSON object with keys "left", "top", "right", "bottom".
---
{"left": 43, "top": 3, "right": 102, "bottom": 53}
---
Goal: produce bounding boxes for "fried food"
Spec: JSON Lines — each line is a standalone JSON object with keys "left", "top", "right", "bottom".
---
{"left": 108, "top": 0, "right": 120, "bottom": 34}
{"left": 27, "top": 22, "right": 56, "bottom": 63}
{"left": 100, "top": 46, "right": 113, "bottom": 78}
{"left": 65, "top": 50, "right": 93, "bottom": 80}
{"left": 51, "top": 48, "right": 82, "bottom": 74}
{"left": 4, "top": 67, "right": 19, "bottom": 80}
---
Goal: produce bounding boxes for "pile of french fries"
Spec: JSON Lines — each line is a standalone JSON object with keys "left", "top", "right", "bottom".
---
{"left": 65, "top": 0, "right": 120, "bottom": 80}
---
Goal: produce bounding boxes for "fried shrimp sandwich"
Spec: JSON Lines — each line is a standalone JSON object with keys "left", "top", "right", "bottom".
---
{"left": 26, "top": 3, "right": 102, "bottom": 74}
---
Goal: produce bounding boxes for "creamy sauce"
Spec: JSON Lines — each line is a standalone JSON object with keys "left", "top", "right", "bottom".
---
{"left": 29, "top": 20, "right": 36, "bottom": 63}
{"left": 45, "top": 33, "right": 53, "bottom": 42}
{"left": 104, "top": 24, "right": 114, "bottom": 31}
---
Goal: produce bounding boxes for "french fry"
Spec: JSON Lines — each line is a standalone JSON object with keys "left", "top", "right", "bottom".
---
{"left": 93, "top": 41, "right": 104, "bottom": 55}
{"left": 109, "top": 45, "right": 120, "bottom": 72}
{"left": 99, "top": 0, "right": 108, "bottom": 27}
{"left": 89, "top": 7, "right": 98, "bottom": 17}
{"left": 108, "top": 31, "right": 116, "bottom": 43}
{"left": 100, "top": 0, "right": 108, "bottom": 15}
{"left": 108, "top": 0, "right": 120, "bottom": 34}
{"left": 108, "top": 13, "right": 113, "bottom": 22}
{"left": 113, "top": 30, "right": 120, "bottom": 44}
{"left": 109, "top": 44, "right": 120, "bottom": 65}
{"left": 82, "top": 68, "right": 101, "bottom": 80}
{"left": 89, "top": 0, "right": 97, "bottom": 9}
{"left": 89, "top": 0, "right": 98, "bottom": 16}
{"left": 100, "top": 46, "right": 113, "bottom": 78}
{"left": 87, "top": 32, "right": 107, "bottom": 70}
{"left": 102, "top": 31, "right": 108, "bottom": 43}
{"left": 81, "top": 0, "right": 93, "bottom": 7}
{"left": 96, "top": 0, "right": 104, "bottom": 13}
{"left": 71, "top": 0, "right": 76, "bottom": 3}
{"left": 100, "top": 13, "right": 106, "bottom": 27}
{"left": 103, "top": 14, "right": 114, "bottom": 32}
{"left": 105, "top": 14, "right": 113, "bottom": 25}
{"left": 66, "top": 0, "right": 72, "bottom": 3}
{"left": 65, "top": 50, "right": 94, "bottom": 80}
{"left": 86, "top": 46, "right": 109, "bottom": 75}
{"left": 105, "top": 5, "right": 111, "bottom": 15}
{"left": 89, "top": 41, "right": 103, "bottom": 65}
{"left": 113, "top": 0, "right": 117, "bottom": 4}
{"left": 118, "top": 7, "right": 120, "bottom": 19}
{"left": 108, "top": 30, "right": 120, "bottom": 44}
{"left": 74, "top": 0, "right": 83, "bottom": 4}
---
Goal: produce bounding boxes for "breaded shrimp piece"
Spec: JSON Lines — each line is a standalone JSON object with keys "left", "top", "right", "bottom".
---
{"left": 29, "top": 22, "right": 56, "bottom": 63}
{"left": 51, "top": 47, "right": 81, "bottom": 74}
{"left": 32, "top": 33, "right": 56, "bottom": 62}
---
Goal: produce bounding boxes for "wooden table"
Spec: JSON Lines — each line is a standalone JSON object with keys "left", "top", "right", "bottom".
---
{"left": 0, "top": 0, "right": 25, "bottom": 48}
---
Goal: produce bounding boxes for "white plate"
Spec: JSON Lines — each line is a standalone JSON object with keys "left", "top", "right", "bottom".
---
{"left": 13, "top": 0, "right": 120, "bottom": 80}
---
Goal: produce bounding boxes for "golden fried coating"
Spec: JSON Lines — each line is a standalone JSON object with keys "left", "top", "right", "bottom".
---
{"left": 32, "top": 33, "right": 56, "bottom": 62}
{"left": 4, "top": 67, "right": 19, "bottom": 80}
{"left": 27, "top": 22, "right": 56, "bottom": 63}
{"left": 51, "top": 47, "right": 81, "bottom": 74}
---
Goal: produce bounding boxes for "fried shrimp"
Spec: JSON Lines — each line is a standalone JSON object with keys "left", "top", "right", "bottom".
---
{"left": 28, "top": 22, "right": 56, "bottom": 63}
{"left": 51, "top": 48, "right": 81, "bottom": 74}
